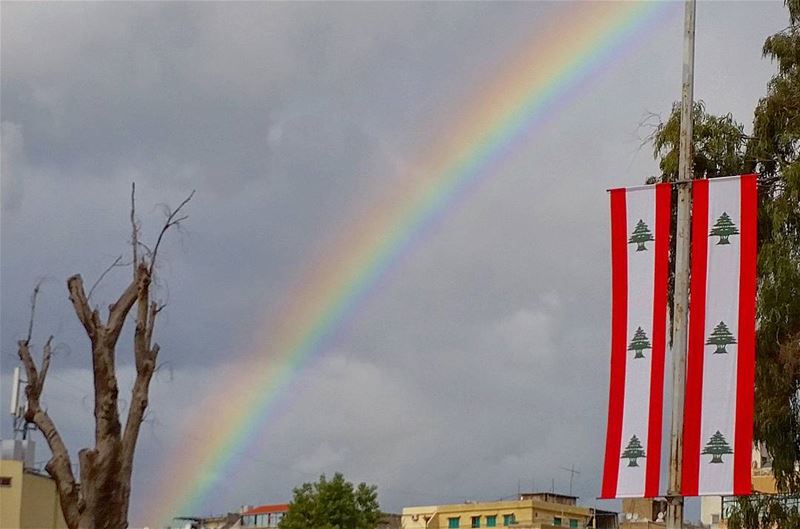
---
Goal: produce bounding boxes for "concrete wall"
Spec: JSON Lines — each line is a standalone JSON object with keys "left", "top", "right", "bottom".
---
{"left": 21, "top": 470, "right": 65, "bottom": 529}
{"left": 0, "top": 459, "right": 67, "bottom": 529}
{"left": 699, "top": 496, "right": 721, "bottom": 527}
{"left": 402, "top": 505, "right": 439, "bottom": 529}
{"left": 1, "top": 459, "right": 24, "bottom": 529}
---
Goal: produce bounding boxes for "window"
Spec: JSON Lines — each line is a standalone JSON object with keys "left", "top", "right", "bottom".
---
{"left": 711, "top": 514, "right": 720, "bottom": 525}
{"left": 554, "top": 517, "right": 562, "bottom": 526}
{"left": 503, "top": 514, "right": 516, "bottom": 526}
{"left": 487, "top": 516, "right": 497, "bottom": 527}
{"left": 570, "top": 520, "right": 579, "bottom": 528}
{"left": 449, "top": 517, "right": 461, "bottom": 529}
{"left": 472, "top": 517, "right": 481, "bottom": 528}
{"left": 0, "top": 476, "right": 11, "bottom": 487}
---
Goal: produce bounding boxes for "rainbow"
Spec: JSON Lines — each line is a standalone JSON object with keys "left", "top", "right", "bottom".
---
{"left": 148, "top": 2, "right": 675, "bottom": 523}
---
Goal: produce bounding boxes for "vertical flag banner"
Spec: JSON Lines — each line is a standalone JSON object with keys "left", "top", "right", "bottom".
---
{"left": 602, "top": 183, "right": 671, "bottom": 499}
{"left": 682, "top": 174, "right": 757, "bottom": 496}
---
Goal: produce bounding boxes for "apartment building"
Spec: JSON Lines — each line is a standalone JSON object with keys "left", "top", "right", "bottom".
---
{"left": 402, "top": 493, "right": 617, "bottom": 529}
{"left": 0, "top": 440, "right": 67, "bottom": 529}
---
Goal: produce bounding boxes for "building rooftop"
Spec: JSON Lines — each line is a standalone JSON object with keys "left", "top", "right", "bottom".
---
{"left": 519, "top": 493, "right": 579, "bottom": 506}
{"left": 241, "top": 503, "right": 290, "bottom": 516}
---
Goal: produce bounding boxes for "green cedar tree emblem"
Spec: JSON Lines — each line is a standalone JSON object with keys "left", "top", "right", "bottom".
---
{"left": 627, "top": 327, "right": 652, "bottom": 359}
{"left": 621, "top": 435, "right": 646, "bottom": 467}
{"left": 706, "top": 321, "right": 736, "bottom": 354}
{"left": 701, "top": 430, "right": 734, "bottom": 464}
{"left": 628, "top": 219, "right": 655, "bottom": 251}
{"left": 709, "top": 212, "right": 739, "bottom": 245}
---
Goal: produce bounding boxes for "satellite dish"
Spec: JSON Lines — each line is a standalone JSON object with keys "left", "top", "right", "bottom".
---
{"left": 657, "top": 512, "right": 665, "bottom": 522}
{"left": 632, "top": 514, "right": 639, "bottom": 521}
{"left": 626, "top": 514, "right": 633, "bottom": 521}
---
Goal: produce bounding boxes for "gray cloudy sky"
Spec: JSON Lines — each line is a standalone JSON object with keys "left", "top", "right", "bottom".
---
{"left": 0, "top": 1, "right": 788, "bottom": 527}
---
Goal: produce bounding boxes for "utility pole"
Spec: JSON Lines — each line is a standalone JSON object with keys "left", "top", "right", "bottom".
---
{"left": 667, "top": 2, "right": 696, "bottom": 529}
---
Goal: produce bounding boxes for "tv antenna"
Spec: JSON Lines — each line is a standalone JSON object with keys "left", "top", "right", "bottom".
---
{"left": 559, "top": 464, "right": 581, "bottom": 496}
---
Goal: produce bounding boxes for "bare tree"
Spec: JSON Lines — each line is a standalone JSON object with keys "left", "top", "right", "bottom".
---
{"left": 17, "top": 185, "right": 194, "bottom": 529}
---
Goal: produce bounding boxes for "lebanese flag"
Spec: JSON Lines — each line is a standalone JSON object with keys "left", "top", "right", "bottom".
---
{"left": 682, "top": 174, "right": 757, "bottom": 496}
{"left": 601, "top": 183, "right": 671, "bottom": 499}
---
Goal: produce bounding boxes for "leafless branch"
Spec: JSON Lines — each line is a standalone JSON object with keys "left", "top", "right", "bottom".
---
{"left": 773, "top": 23, "right": 799, "bottom": 36}
{"left": 105, "top": 268, "right": 143, "bottom": 345}
{"left": 40, "top": 336, "right": 54, "bottom": 388}
{"left": 26, "top": 280, "right": 43, "bottom": 344}
{"left": 131, "top": 182, "right": 139, "bottom": 271}
{"left": 87, "top": 255, "right": 125, "bottom": 301}
{"left": 18, "top": 341, "right": 39, "bottom": 395}
{"left": 144, "top": 302, "right": 158, "bottom": 350}
{"left": 149, "top": 190, "right": 194, "bottom": 276}
{"left": 154, "top": 360, "right": 174, "bottom": 382}
{"left": 17, "top": 334, "right": 81, "bottom": 527}
{"left": 67, "top": 275, "right": 99, "bottom": 340}
{"left": 137, "top": 241, "right": 153, "bottom": 257}
{"left": 637, "top": 110, "right": 663, "bottom": 150}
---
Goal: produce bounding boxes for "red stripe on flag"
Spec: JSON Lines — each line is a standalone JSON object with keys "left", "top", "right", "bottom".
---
{"left": 602, "top": 188, "right": 628, "bottom": 499}
{"left": 682, "top": 178, "right": 709, "bottom": 496}
{"left": 645, "top": 183, "right": 671, "bottom": 497}
{"left": 734, "top": 174, "right": 757, "bottom": 495}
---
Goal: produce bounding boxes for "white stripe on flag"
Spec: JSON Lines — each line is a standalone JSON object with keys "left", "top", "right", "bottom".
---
{"left": 698, "top": 177, "right": 741, "bottom": 495}
{"left": 617, "top": 188, "right": 656, "bottom": 497}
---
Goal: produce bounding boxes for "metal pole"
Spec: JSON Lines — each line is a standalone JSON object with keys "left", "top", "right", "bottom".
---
{"left": 667, "top": 2, "right": 696, "bottom": 529}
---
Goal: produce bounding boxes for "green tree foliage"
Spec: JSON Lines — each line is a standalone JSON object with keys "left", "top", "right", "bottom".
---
{"left": 706, "top": 321, "right": 737, "bottom": 354}
{"left": 701, "top": 430, "right": 734, "bottom": 464}
{"left": 621, "top": 435, "right": 646, "bottom": 467}
{"left": 650, "top": 100, "right": 748, "bottom": 182}
{"left": 279, "top": 473, "right": 381, "bottom": 529}
{"left": 747, "top": 0, "right": 800, "bottom": 497}
{"left": 728, "top": 496, "right": 800, "bottom": 529}
{"left": 650, "top": 1, "right": 800, "bottom": 504}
